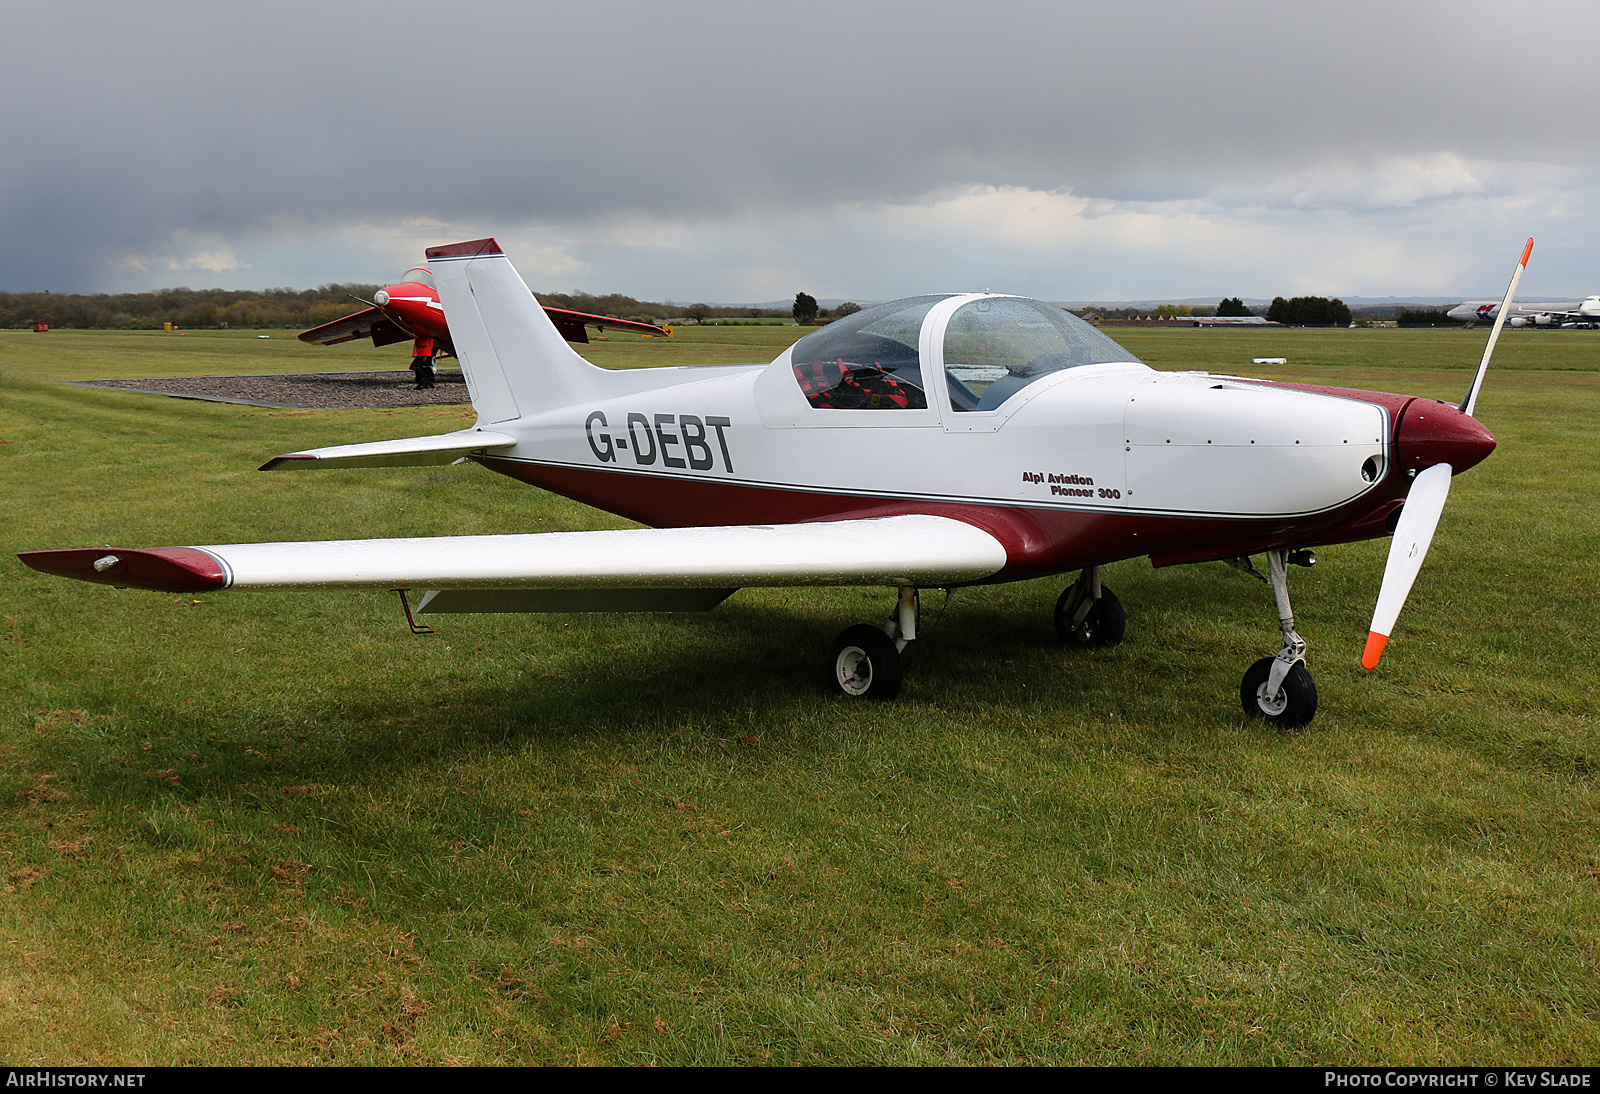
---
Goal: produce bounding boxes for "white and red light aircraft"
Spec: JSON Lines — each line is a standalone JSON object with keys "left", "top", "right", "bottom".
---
{"left": 20, "top": 237, "right": 1527, "bottom": 727}
{"left": 299, "top": 265, "right": 671, "bottom": 385}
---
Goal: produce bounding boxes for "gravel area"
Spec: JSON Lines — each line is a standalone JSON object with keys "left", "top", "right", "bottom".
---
{"left": 70, "top": 370, "right": 471, "bottom": 410}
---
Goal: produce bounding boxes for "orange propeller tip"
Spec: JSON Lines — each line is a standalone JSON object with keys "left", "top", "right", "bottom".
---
{"left": 1360, "top": 631, "right": 1389, "bottom": 670}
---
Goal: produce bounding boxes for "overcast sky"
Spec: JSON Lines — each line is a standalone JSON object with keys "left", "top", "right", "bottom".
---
{"left": 6, "top": 0, "right": 1599, "bottom": 302}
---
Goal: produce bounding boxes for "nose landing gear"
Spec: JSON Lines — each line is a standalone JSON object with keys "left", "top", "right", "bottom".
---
{"left": 1240, "top": 549, "right": 1318, "bottom": 728}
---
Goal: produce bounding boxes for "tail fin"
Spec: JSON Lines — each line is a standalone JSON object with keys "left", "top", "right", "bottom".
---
{"left": 426, "top": 238, "right": 603, "bottom": 424}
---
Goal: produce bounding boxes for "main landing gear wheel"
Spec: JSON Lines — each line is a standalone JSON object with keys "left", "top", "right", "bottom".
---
{"left": 1240, "top": 656, "right": 1318, "bottom": 728}
{"left": 1055, "top": 584, "right": 1125, "bottom": 648}
{"left": 831, "top": 624, "right": 903, "bottom": 701}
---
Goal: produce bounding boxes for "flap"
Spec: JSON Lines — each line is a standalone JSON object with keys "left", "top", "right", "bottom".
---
{"left": 417, "top": 587, "right": 737, "bottom": 614}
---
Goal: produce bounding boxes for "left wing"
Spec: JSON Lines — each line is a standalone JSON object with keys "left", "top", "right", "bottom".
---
{"left": 18, "top": 516, "right": 1009, "bottom": 603}
{"left": 542, "top": 307, "right": 672, "bottom": 344}
{"left": 298, "top": 306, "right": 412, "bottom": 348}
{"left": 299, "top": 306, "right": 670, "bottom": 349}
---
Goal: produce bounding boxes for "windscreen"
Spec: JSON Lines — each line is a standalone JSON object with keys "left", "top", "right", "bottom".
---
{"left": 943, "top": 298, "right": 1140, "bottom": 412}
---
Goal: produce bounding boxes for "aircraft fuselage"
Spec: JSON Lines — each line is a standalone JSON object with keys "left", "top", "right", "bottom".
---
{"left": 470, "top": 348, "right": 1492, "bottom": 585}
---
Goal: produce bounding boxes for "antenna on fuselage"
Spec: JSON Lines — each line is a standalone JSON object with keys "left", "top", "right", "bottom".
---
{"left": 1460, "top": 237, "right": 1533, "bottom": 418}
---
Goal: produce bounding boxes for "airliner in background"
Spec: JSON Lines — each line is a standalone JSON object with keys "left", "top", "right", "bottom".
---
{"left": 1446, "top": 295, "right": 1600, "bottom": 327}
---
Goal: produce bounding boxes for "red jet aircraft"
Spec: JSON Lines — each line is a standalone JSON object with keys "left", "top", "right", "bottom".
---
{"left": 20, "top": 238, "right": 1530, "bottom": 727}
{"left": 300, "top": 265, "right": 671, "bottom": 387}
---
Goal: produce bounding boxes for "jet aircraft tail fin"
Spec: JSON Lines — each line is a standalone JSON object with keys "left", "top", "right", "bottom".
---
{"left": 425, "top": 238, "right": 605, "bottom": 424}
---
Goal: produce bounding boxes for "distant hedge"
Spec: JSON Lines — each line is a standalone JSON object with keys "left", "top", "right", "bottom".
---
{"left": 1397, "top": 309, "right": 1458, "bottom": 327}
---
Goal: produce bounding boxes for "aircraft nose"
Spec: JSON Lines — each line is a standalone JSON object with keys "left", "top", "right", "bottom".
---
{"left": 373, "top": 289, "right": 391, "bottom": 307}
{"left": 1395, "top": 399, "right": 1496, "bottom": 475}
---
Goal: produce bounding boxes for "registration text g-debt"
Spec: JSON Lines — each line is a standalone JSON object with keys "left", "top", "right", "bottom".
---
{"left": 586, "top": 411, "right": 734, "bottom": 473}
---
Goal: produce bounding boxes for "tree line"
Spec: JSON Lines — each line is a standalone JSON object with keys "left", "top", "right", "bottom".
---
{"left": 1265, "top": 295, "right": 1352, "bottom": 326}
{"left": 0, "top": 285, "right": 386, "bottom": 331}
{"left": 0, "top": 286, "right": 796, "bottom": 331}
{"left": 1096, "top": 298, "right": 1353, "bottom": 324}
{"left": 3, "top": 286, "right": 1447, "bottom": 332}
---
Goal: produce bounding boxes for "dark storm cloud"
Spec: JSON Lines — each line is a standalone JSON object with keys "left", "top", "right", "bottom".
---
{"left": 5, "top": 0, "right": 1599, "bottom": 290}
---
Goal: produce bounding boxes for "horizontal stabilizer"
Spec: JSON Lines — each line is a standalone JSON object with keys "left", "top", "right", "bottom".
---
{"left": 258, "top": 429, "right": 516, "bottom": 471}
{"left": 18, "top": 515, "right": 1008, "bottom": 595}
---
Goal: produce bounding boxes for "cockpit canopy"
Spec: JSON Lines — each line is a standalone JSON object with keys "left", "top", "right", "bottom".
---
{"left": 789, "top": 295, "right": 944, "bottom": 410}
{"left": 399, "top": 267, "right": 436, "bottom": 289}
{"left": 786, "top": 294, "right": 1140, "bottom": 413}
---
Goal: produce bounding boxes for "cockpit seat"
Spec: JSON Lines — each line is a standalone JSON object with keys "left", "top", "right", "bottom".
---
{"left": 794, "top": 358, "right": 926, "bottom": 409}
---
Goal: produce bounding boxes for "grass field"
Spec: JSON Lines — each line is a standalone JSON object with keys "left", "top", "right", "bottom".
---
{"left": 1, "top": 325, "right": 1597, "bottom": 1065}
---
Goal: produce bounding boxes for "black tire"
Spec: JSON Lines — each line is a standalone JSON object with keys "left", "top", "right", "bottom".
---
{"left": 830, "top": 624, "right": 903, "bottom": 701}
{"left": 1240, "top": 656, "right": 1318, "bottom": 728}
{"left": 1054, "top": 584, "right": 1126, "bottom": 648}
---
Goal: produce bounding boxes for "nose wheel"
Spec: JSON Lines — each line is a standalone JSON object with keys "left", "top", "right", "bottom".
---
{"left": 1238, "top": 549, "right": 1319, "bottom": 728}
{"left": 1241, "top": 656, "right": 1317, "bottom": 726}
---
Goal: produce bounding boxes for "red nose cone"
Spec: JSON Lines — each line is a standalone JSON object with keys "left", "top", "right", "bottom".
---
{"left": 1395, "top": 399, "right": 1497, "bottom": 475}
{"left": 377, "top": 280, "right": 448, "bottom": 340}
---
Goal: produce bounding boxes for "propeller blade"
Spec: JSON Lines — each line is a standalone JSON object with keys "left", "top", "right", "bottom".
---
{"left": 1362, "top": 462, "right": 1454, "bottom": 669}
{"left": 1460, "top": 237, "right": 1532, "bottom": 418}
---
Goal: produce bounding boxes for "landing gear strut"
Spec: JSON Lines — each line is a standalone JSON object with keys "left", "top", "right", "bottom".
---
{"left": 1240, "top": 549, "right": 1318, "bottom": 728}
{"left": 830, "top": 586, "right": 917, "bottom": 701}
{"left": 1055, "top": 567, "right": 1125, "bottom": 648}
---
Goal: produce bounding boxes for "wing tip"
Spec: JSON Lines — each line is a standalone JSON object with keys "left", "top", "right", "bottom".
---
{"left": 18, "top": 547, "right": 228, "bottom": 592}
